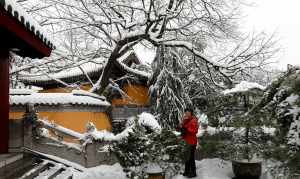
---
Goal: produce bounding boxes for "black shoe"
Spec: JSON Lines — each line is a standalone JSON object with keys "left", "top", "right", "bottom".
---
{"left": 187, "top": 173, "right": 197, "bottom": 178}
{"left": 182, "top": 172, "right": 188, "bottom": 176}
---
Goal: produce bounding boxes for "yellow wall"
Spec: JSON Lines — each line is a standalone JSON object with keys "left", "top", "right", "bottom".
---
{"left": 9, "top": 111, "right": 112, "bottom": 133}
{"left": 41, "top": 88, "right": 73, "bottom": 93}
{"left": 112, "top": 84, "right": 149, "bottom": 106}
{"left": 40, "top": 84, "right": 149, "bottom": 106}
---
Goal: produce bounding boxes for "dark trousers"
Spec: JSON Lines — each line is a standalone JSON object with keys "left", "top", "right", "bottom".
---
{"left": 184, "top": 145, "right": 196, "bottom": 175}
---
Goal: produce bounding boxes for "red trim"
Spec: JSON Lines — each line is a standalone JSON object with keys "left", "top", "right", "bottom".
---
{"left": 0, "top": 50, "right": 9, "bottom": 154}
{"left": 0, "top": 8, "right": 51, "bottom": 57}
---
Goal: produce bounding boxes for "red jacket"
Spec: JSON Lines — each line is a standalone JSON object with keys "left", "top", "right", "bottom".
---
{"left": 181, "top": 116, "right": 199, "bottom": 145}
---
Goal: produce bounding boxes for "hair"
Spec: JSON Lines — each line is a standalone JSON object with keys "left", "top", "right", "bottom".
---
{"left": 184, "top": 107, "right": 194, "bottom": 115}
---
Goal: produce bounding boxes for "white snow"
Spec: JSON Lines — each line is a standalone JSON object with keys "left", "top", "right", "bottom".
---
{"left": 38, "top": 128, "right": 50, "bottom": 138}
{"left": 73, "top": 163, "right": 126, "bottom": 179}
{"left": 9, "top": 88, "right": 36, "bottom": 95}
{"left": 174, "top": 158, "right": 234, "bottom": 179}
{"left": 117, "top": 57, "right": 151, "bottom": 78}
{"left": 10, "top": 91, "right": 110, "bottom": 106}
{"left": 145, "top": 163, "right": 163, "bottom": 174}
{"left": 198, "top": 113, "right": 209, "bottom": 125}
{"left": 285, "top": 94, "right": 299, "bottom": 104}
{"left": 25, "top": 149, "right": 86, "bottom": 171}
{"left": 83, "top": 113, "right": 161, "bottom": 142}
{"left": 19, "top": 161, "right": 49, "bottom": 179}
{"left": 83, "top": 125, "right": 134, "bottom": 142}
{"left": 2, "top": 0, "right": 54, "bottom": 47}
{"left": 223, "top": 81, "right": 265, "bottom": 95}
{"left": 72, "top": 90, "right": 106, "bottom": 100}
{"left": 20, "top": 50, "right": 148, "bottom": 84}
{"left": 196, "top": 126, "right": 275, "bottom": 137}
{"left": 20, "top": 59, "right": 105, "bottom": 83}
{"left": 137, "top": 112, "right": 162, "bottom": 133}
{"left": 39, "top": 119, "right": 84, "bottom": 139}
{"left": 35, "top": 165, "right": 62, "bottom": 179}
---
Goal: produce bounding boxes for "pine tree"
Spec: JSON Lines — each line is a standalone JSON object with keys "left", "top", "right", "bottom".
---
{"left": 112, "top": 117, "right": 186, "bottom": 178}
{"left": 149, "top": 46, "right": 192, "bottom": 129}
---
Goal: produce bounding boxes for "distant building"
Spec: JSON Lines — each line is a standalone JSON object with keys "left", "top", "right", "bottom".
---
{"left": 13, "top": 50, "right": 151, "bottom": 135}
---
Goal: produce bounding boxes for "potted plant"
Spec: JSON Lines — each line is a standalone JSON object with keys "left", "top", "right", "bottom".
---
{"left": 220, "top": 82, "right": 273, "bottom": 179}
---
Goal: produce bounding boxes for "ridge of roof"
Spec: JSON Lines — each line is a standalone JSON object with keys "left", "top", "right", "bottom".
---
{"left": 10, "top": 90, "right": 110, "bottom": 107}
{"left": 0, "top": 0, "right": 55, "bottom": 49}
{"left": 20, "top": 50, "right": 150, "bottom": 87}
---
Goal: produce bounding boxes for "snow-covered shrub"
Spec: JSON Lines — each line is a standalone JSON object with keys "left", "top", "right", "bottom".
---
{"left": 126, "top": 112, "right": 161, "bottom": 133}
{"left": 247, "top": 66, "right": 300, "bottom": 175}
{"left": 112, "top": 120, "right": 186, "bottom": 178}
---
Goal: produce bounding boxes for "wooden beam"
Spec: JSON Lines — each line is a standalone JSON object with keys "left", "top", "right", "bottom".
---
{"left": 0, "top": 8, "right": 51, "bottom": 58}
{"left": 0, "top": 49, "right": 9, "bottom": 154}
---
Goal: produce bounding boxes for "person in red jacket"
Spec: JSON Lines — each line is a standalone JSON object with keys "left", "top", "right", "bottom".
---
{"left": 179, "top": 108, "right": 199, "bottom": 178}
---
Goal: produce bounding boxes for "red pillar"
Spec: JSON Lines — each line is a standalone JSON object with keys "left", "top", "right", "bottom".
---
{"left": 0, "top": 49, "right": 9, "bottom": 153}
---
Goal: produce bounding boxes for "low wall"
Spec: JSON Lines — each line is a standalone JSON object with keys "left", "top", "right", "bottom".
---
{"left": 22, "top": 124, "right": 117, "bottom": 168}
{"left": 111, "top": 106, "right": 150, "bottom": 133}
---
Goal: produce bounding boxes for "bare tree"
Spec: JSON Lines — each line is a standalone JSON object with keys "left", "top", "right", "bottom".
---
{"left": 15, "top": 0, "right": 278, "bottom": 94}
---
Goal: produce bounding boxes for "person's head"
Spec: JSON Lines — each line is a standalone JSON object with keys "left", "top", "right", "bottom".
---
{"left": 184, "top": 108, "right": 194, "bottom": 118}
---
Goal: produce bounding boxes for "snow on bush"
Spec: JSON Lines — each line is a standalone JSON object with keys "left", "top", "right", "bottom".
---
{"left": 82, "top": 112, "right": 161, "bottom": 143}
{"left": 223, "top": 81, "right": 265, "bottom": 95}
{"left": 126, "top": 112, "right": 161, "bottom": 133}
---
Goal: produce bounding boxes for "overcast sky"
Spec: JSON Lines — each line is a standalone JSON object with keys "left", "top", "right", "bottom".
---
{"left": 243, "top": 0, "right": 300, "bottom": 69}
{"left": 135, "top": 0, "right": 300, "bottom": 69}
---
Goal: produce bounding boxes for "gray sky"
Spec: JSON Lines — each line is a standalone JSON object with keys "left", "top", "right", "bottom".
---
{"left": 135, "top": 1, "right": 300, "bottom": 69}
{"left": 243, "top": 0, "right": 300, "bottom": 69}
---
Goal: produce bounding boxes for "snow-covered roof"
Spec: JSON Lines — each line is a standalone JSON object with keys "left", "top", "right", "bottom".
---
{"left": 0, "top": 0, "right": 55, "bottom": 49}
{"left": 20, "top": 50, "right": 149, "bottom": 87}
{"left": 20, "top": 59, "right": 105, "bottom": 87}
{"left": 10, "top": 89, "right": 110, "bottom": 107}
{"left": 222, "top": 81, "right": 265, "bottom": 95}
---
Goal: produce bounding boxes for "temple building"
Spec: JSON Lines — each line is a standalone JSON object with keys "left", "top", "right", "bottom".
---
{"left": 11, "top": 50, "right": 151, "bottom": 135}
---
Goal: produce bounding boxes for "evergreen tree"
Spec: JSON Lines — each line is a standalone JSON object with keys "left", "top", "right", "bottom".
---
{"left": 112, "top": 117, "right": 186, "bottom": 178}
{"left": 149, "top": 46, "right": 192, "bottom": 129}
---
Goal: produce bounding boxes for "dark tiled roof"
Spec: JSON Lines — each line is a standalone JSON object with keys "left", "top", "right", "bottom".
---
{"left": 20, "top": 51, "right": 150, "bottom": 87}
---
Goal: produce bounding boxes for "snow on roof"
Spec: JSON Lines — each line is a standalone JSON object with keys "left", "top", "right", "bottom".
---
{"left": 72, "top": 90, "right": 106, "bottom": 101}
{"left": 20, "top": 58, "right": 106, "bottom": 84}
{"left": 0, "top": 0, "right": 55, "bottom": 49}
{"left": 10, "top": 89, "right": 110, "bottom": 107}
{"left": 10, "top": 88, "right": 36, "bottom": 95}
{"left": 20, "top": 50, "right": 149, "bottom": 86}
{"left": 222, "top": 81, "right": 265, "bottom": 95}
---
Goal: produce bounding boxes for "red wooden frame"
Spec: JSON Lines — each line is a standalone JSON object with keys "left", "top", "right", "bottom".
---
{"left": 0, "top": 8, "right": 52, "bottom": 57}
{"left": 0, "top": 50, "right": 9, "bottom": 154}
{"left": 0, "top": 6, "right": 53, "bottom": 153}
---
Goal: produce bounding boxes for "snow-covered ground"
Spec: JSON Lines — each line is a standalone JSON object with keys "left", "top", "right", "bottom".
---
{"left": 174, "top": 159, "right": 234, "bottom": 179}
{"left": 72, "top": 163, "right": 127, "bottom": 179}
{"left": 70, "top": 158, "right": 278, "bottom": 179}
{"left": 71, "top": 159, "right": 234, "bottom": 179}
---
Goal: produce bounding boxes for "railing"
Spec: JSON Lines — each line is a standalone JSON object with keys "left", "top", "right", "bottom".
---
{"left": 23, "top": 119, "right": 117, "bottom": 168}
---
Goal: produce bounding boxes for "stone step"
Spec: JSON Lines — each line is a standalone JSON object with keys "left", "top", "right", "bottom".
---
{"left": 0, "top": 153, "right": 37, "bottom": 179}
{"left": 19, "top": 160, "right": 52, "bottom": 179}
{"left": 34, "top": 163, "right": 64, "bottom": 179}
{"left": 50, "top": 168, "right": 73, "bottom": 179}
{"left": 0, "top": 153, "right": 23, "bottom": 168}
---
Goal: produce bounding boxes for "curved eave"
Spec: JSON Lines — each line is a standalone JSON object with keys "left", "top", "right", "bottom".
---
{"left": 0, "top": 0, "right": 55, "bottom": 58}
